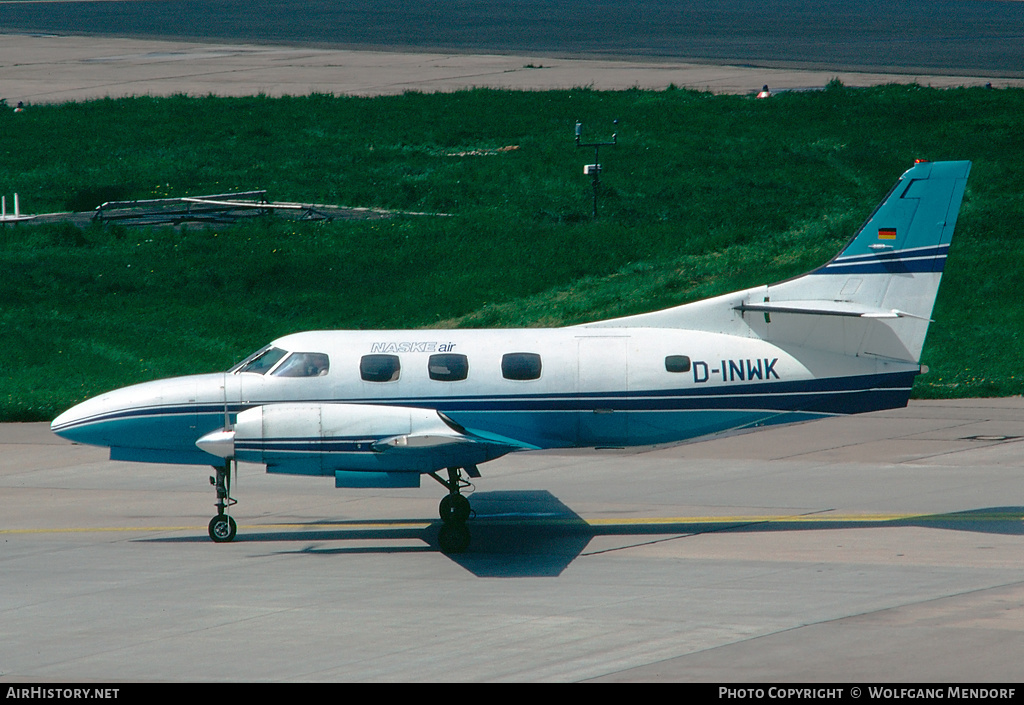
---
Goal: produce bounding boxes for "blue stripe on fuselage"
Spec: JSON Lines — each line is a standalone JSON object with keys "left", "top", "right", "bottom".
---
{"left": 53, "top": 370, "right": 916, "bottom": 464}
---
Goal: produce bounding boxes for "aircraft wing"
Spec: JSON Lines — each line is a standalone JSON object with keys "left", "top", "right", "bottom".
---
{"left": 196, "top": 402, "right": 536, "bottom": 483}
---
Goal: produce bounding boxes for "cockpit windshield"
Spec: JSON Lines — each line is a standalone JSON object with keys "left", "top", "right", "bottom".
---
{"left": 272, "top": 352, "right": 330, "bottom": 377}
{"left": 230, "top": 346, "right": 288, "bottom": 375}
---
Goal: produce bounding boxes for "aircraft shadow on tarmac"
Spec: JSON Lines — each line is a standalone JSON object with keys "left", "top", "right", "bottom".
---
{"left": 138, "top": 494, "right": 1024, "bottom": 578}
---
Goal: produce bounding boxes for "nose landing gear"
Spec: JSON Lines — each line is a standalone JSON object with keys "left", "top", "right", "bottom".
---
{"left": 208, "top": 460, "right": 237, "bottom": 543}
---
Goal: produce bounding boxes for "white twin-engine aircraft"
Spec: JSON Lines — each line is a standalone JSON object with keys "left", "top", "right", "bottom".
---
{"left": 52, "top": 160, "right": 971, "bottom": 553}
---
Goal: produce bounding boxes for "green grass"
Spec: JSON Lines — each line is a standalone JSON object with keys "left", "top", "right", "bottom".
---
{"left": 2, "top": 83, "right": 1023, "bottom": 421}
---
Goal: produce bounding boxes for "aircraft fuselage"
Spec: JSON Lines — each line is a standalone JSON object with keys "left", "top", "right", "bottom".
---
{"left": 52, "top": 326, "right": 917, "bottom": 474}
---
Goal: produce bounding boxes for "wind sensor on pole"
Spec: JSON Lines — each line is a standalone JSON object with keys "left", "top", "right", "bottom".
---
{"left": 575, "top": 120, "right": 617, "bottom": 218}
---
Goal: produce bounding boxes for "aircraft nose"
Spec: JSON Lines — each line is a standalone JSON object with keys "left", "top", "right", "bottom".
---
{"left": 51, "top": 406, "right": 77, "bottom": 434}
{"left": 49, "top": 373, "right": 216, "bottom": 448}
{"left": 51, "top": 395, "right": 113, "bottom": 445}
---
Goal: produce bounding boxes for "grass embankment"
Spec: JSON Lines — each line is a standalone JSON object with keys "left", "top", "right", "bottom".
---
{"left": 1, "top": 85, "right": 1022, "bottom": 421}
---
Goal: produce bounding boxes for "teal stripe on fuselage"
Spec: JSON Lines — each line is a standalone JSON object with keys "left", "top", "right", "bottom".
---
{"left": 90, "top": 406, "right": 834, "bottom": 467}
{"left": 58, "top": 372, "right": 913, "bottom": 467}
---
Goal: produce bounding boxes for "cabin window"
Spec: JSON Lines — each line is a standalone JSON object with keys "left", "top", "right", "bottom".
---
{"left": 502, "top": 352, "right": 542, "bottom": 381}
{"left": 272, "top": 352, "right": 330, "bottom": 378}
{"left": 428, "top": 353, "right": 469, "bottom": 382}
{"left": 234, "top": 346, "right": 288, "bottom": 375}
{"left": 360, "top": 354, "right": 401, "bottom": 382}
{"left": 665, "top": 355, "right": 691, "bottom": 373}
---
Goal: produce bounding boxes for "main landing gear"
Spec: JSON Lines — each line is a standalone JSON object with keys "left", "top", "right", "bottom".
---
{"left": 429, "top": 466, "right": 477, "bottom": 554}
{"left": 202, "top": 461, "right": 477, "bottom": 550}
{"left": 208, "top": 461, "right": 237, "bottom": 543}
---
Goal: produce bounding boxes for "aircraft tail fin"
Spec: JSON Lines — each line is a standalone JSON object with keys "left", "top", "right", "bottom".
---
{"left": 585, "top": 160, "right": 971, "bottom": 364}
{"left": 803, "top": 160, "right": 970, "bottom": 282}
{"left": 749, "top": 159, "right": 971, "bottom": 363}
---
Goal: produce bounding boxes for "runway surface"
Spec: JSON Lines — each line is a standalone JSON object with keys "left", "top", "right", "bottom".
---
{"left": 2, "top": 0, "right": 1024, "bottom": 76}
{"left": 2, "top": 398, "right": 1023, "bottom": 681}
{"left": 3, "top": 33, "right": 1022, "bottom": 108}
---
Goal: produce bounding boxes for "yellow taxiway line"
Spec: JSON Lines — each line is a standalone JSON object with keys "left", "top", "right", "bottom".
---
{"left": 3, "top": 511, "right": 1019, "bottom": 536}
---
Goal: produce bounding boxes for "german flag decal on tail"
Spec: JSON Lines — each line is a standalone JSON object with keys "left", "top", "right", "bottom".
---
{"left": 878, "top": 227, "right": 897, "bottom": 240}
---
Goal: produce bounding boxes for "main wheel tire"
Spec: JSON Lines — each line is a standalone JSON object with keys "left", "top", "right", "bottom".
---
{"left": 439, "top": 494, "right": 471, "bottom": 524}
{"left": 438, "top": 522, "right": 471, "bottom": 554}
{"left": 208, "top": 514, "right": 237, "bottom": 543}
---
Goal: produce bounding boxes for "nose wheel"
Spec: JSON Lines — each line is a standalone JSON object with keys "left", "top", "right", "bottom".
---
{"left": 429, "top": 466, "right": 476, "bottom": 554}
{"left": 209, "top": 513, "right": 237, "bottom": 543}
{"left": 208, "top": 461, "right": 238, "bottom": 543}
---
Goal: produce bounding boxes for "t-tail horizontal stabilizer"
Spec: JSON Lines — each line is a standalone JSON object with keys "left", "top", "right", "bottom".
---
{"left": 586, "top": 160, "right": 970, "bottom": 365}
{"left": 754, "top": 159, "right": 970, "bottom": 363}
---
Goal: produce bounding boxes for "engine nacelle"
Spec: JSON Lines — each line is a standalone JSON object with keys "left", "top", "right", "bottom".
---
{"left": 196, "top": 402, "right": 495, "bottom": 481}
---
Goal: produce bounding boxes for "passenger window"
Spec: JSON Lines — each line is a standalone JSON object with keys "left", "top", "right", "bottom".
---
{"left": 502, "top": 352, "right": 542, "bottom": 381}
{"left": 235, "top": 346, "right": 288, "bottom": 375}
{"left": 360, "top": 354, "right": 401, "bottom": 382}
{"left": 428, "top": 353, "right": 469, "bottom": 382}
{"left": 272, "top": 352, "right": 330, "bottom": 378}
{"left": 665, "top": 355, "right": 691, "bottom": 373}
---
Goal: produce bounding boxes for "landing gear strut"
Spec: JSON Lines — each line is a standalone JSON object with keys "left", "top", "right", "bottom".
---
{"left": 429, "top": 466, "right": 476, "bottom": 554}
{"left": 208, "top": 460, "right": 237, "bottom": 543}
